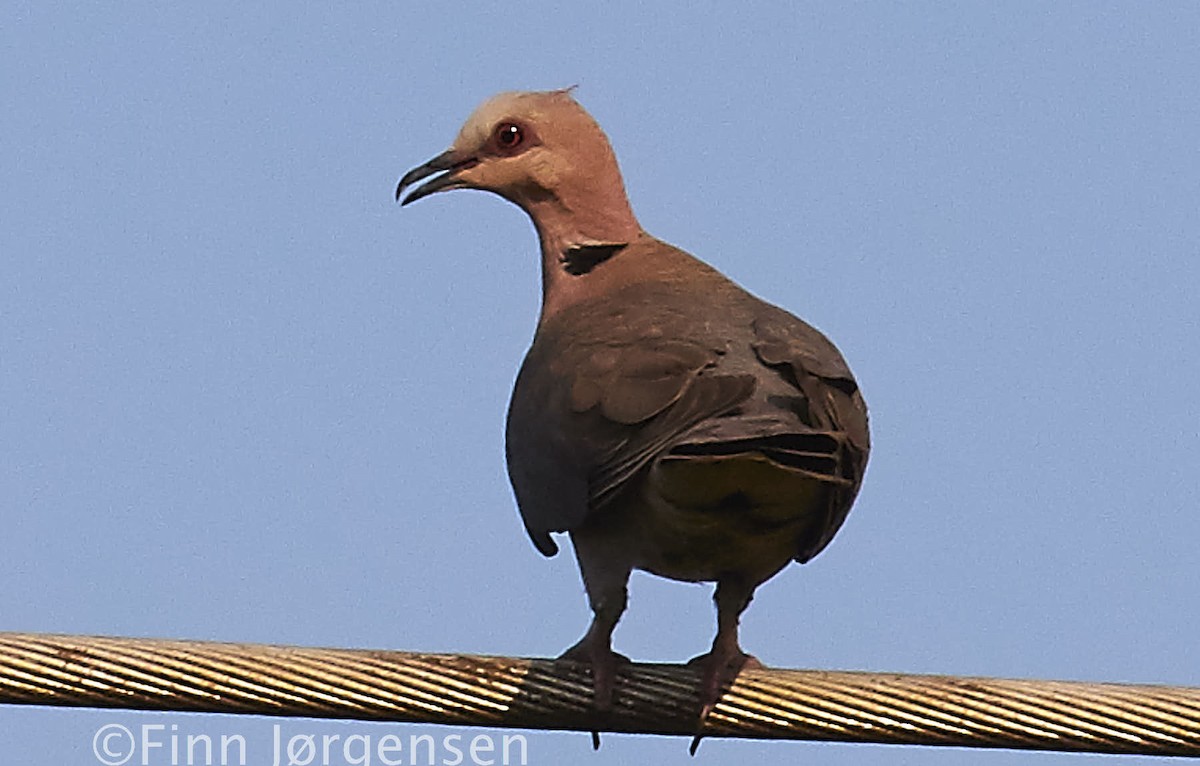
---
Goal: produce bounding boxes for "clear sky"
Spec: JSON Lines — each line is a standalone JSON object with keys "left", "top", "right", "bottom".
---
{"left": 3, "top": 3, "right": 1198, "bottom": 764}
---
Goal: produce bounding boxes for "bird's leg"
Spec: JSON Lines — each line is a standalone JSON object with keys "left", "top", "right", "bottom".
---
{"left": 557, "top": 586, "right": 628, "bottom": 709}
{"left": 688, "top": 576, "right": 761, "bottom": 753}
{"left": 557, "top": 533, "right": 633, "bottom": 747}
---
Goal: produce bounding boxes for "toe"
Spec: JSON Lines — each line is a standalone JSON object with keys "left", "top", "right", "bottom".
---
{"left": 695, "top": 648, "right": 759, "bottom": 724}
{"left": 557, "top": 641, "right": 622, "bottom": 712}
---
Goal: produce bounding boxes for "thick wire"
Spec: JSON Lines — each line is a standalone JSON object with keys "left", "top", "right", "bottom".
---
{"left": 1, "top": 632, "right": 1198, "bottom": 756}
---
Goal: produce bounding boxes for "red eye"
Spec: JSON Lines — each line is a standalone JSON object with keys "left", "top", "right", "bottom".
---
{"left": 494, "top": 122, "right": 524, "bottom": 151}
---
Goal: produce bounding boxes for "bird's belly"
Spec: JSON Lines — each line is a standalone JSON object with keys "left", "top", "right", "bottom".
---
{"left": 629, "top": 452, "right": 827, "bottom": 583}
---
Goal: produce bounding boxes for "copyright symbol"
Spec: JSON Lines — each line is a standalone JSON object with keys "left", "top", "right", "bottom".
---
{"left": 93, "top": 723, "right": 135, "bottom": 765}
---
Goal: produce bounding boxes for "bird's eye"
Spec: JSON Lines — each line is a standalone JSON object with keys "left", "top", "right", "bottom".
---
{"left": 494, "top": 122, "right": 524, "bottom": 152}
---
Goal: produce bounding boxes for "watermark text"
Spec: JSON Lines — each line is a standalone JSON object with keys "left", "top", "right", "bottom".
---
{"left": 92, "top": 723, "right": 529, "bottom": 766}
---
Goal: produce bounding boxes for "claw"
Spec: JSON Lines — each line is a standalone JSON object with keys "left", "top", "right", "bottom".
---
{"left": 557, "top": 642, "right": 630, "bottom": 749}
{"left": 687, "top": 649, "right": 762, "bottom": 754}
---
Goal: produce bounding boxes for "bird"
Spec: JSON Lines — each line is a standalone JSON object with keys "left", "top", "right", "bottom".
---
{"left": 395, "top": 89, "right": 869, "bottom": 748}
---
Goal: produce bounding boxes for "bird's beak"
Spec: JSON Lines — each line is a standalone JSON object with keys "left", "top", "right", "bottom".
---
{"left": 395, "top": 150, "right": 479, "bottom": 206}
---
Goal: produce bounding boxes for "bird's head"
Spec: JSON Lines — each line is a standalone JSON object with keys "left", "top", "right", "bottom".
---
{"left": 396, "top": 89, "right": 641, "bottom": 253}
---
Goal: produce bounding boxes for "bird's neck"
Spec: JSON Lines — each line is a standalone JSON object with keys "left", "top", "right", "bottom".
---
{"left": 526, "top": 189, "right": 643, "bottom": 321}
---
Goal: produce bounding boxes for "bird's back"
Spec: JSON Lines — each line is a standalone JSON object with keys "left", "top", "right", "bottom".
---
{"left": 506, "top": 236, "right": 868, "bottom": 572}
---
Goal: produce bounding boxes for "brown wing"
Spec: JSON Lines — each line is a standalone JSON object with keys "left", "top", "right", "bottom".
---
{"left": 749, "top": 307, "right": 870, "bottom": 562}
{"left": 506, "top": 319, "right": 754, "bottom": 557}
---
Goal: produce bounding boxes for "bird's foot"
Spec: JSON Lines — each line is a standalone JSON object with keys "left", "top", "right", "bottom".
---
{"left": 557, "top": 641, "right": 630, "bottom": 749}
{"left": 557, "top": 641, "right": 631, "bottom": 712}
{"left": 686, "top": 648, "right": 762, "bottom": 755}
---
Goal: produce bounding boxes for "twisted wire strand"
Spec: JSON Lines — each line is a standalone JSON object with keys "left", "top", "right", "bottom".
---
{"left": 1, "top": 632, "right": 1198, "bottom": 756}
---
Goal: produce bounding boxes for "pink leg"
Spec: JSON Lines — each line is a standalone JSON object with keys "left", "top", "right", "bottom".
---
{"left": 688, "top": 577, "right": 762, "bottom": 754}
{"left": 557, "top": 588, "right": 628, "bottom": 712}
{"left": 558, "top": 532, "right": 633, "bottom": 749}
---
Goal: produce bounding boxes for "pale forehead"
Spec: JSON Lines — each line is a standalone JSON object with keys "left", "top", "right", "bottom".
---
{"left": 454, "top": 90, "right": 577, "bottom": 145}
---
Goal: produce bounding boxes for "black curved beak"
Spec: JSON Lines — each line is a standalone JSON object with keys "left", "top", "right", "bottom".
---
{"left": 395, "top": 150, "right": 479, "bottom": 206}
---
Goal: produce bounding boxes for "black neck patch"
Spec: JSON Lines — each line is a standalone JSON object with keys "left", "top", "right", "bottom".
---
{"left": 560, "top": 244, "right": 626, "bottom": 276}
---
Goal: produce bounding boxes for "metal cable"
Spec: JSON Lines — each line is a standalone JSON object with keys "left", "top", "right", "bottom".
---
{"left": 1, "top": 632, "right": 1198, "bottom": 756}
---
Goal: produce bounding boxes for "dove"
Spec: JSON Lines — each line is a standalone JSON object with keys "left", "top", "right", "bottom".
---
{"left": 395, "top": 89, "right": 869, "bottom": 746}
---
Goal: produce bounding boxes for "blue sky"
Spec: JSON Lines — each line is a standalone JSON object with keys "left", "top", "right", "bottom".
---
{"left": 3, "top": 3, "right": 1198, "bottom": 764}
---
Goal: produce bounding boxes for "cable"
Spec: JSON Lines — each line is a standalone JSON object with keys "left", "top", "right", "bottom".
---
{"left": 1, "top": 632, "right": 1197, "bottom": 756}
